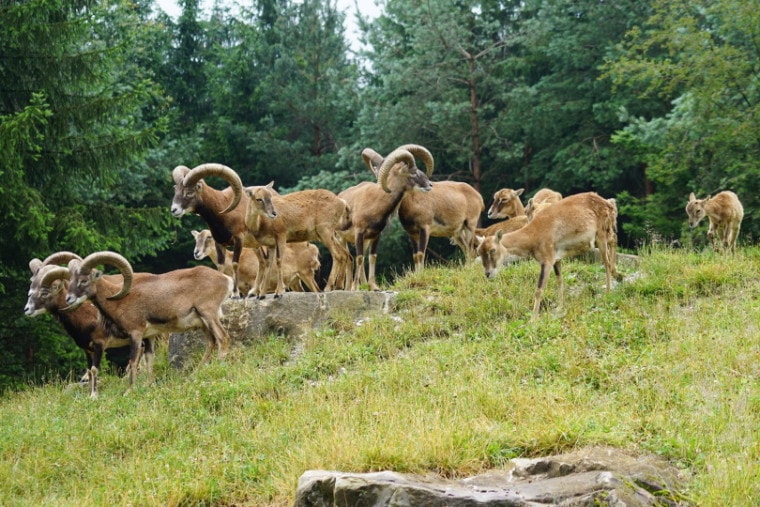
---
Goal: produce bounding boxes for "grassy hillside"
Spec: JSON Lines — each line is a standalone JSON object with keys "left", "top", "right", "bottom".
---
{"left": 0, "top": 247, "right": 757, "bottom": 506}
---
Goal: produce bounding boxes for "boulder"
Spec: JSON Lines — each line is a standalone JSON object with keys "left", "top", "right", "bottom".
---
{"left": 169, "top": 291, "right": 396, "bottom": 368}
{"left": 294, "top": 447, "right": 689, "bottom": 506}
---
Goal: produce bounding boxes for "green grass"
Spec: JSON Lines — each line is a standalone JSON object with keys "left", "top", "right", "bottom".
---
{"left": 1, "top": 246, "right": 758, "bottom": 506}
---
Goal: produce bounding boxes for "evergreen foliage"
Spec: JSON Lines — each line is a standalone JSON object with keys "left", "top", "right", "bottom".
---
{"left": 603, "top": 0, "right": 759, "bottom": 243}
{"left": 196, "top": 0, "right": 360, "bottom": 188}
{"left": 0, "top": 0, "right": 171, "bottom": 387}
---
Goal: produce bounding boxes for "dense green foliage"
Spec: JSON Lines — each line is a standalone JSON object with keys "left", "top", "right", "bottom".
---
{"left": 603, "top": 0, "right": 760, "bottom": 241}
{"left": 0, "top": 0, "right": 172, "bottom": 386}
{"left": 0, "top": 248, "right": 757, "bottom": 505}
{"left": 0, "top": 0, "right": 757, "bottom": 385}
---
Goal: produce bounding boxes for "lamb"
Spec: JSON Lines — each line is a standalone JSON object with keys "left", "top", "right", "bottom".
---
{"left": 243, "top": 183, "right": 352, "bottom": 297}
{"left": 191, "top": 229, "right": 321, "bottom": 294}
{"left": 58, "top": 251, "right": 233, "bottom": 390}
{"left": 525, "top": 188, "right": 563, "bottom": 221}
{"left": 24, "top": 252, "right": 155, "bottom": 398}
{"left": 685, "top": 191, "right": 744, "bottom": 253}
{"left": 337, "top": 144, "right": 433, "bottom": 290}
{"left": 477, "top": 192, "right": 622, "bottom": 316}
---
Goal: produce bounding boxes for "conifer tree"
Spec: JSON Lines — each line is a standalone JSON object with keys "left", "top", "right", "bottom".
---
{"left": 0, "top": 0, "right": 171, "bottom": 387}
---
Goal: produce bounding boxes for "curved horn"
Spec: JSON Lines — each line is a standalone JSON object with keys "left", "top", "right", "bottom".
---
{"left": 172, "top": 165, "right": 191, "bottom": 185}
{"left": 182, "top": 163, "right": 243, "bottom": 214}
{"left": 377, "top": 148, "right": 415, "bottom": 193}
{"left": 395, "top": 144, "right": 434, "bottom": 176}
{"left": 29, "top": 258, "right": 43, "bottom": 276}
{"left": 361, "top": 148, "right": 384, "bottom": 176}
{"left": 80, "top": 251, "right": 134, "bottom": 300}
{"left": 41, "top": 251, "right": 82, "bottom": 266}
{"left": 39, "top": 266, "right": 70, "bottom": 288}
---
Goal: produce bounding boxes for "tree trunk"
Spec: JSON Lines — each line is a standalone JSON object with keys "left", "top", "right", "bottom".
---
{"left": 467, "top": 57, "right": 482, "bottom": 193}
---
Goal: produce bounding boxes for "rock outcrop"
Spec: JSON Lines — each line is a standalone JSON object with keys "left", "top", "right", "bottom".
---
{"left": 169, "top": 291, "right": 396, "bottom": 368}
{"left": 294, "top": 447, "right": 689, "bottom": 506}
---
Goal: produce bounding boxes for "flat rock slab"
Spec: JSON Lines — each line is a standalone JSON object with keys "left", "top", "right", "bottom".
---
{"left": 169, "top": 291, "right": 396, "bottom": 368}
{"left": 294, "top": 447, "right": 689, "bottom": 506}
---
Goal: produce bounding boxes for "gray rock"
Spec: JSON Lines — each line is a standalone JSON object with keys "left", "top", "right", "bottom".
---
{"left": 293, "top": 447, "right": 689, "bottom": 507}
{"left": 168, "top": 291, "right": 396, "bottom": 368}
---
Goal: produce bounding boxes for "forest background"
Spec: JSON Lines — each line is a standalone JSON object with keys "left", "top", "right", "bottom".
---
{"left": 1, "top": 0, "right": 757, "bottom": 390}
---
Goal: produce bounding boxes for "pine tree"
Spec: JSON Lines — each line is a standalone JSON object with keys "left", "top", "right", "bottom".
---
{"left": 0, "top": 0, "right": 171, "bottom": 388}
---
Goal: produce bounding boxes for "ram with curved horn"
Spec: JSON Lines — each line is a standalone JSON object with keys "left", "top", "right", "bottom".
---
{"left": 397, "top": 155, "right": 485, "bottom": 271}
{"left": 63, "top": 251, "right": 233, "bottom": 391}
{"left": 171, "top": 162, "right": 262, "bottom": 298}
{"left": 336, "top": 144, "right": 433, "bottom": 290}
{"left": 24, "top": 252, "right": 155, "bottom": 398}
